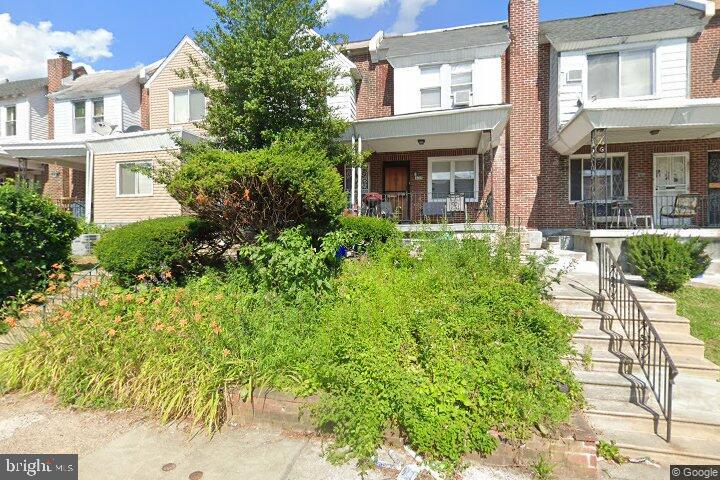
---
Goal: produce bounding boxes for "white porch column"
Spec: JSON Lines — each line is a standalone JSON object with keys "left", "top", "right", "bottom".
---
{"left": 351, "top": 136, "right": 356, "bottom": 212}
{"left": 84, "top": 149, "right": 94, "bottom": 223}
{"left": 356, "top": 136, "right": 363, "bottom": 216}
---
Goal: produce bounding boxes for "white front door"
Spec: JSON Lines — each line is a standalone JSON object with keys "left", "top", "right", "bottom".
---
{"left": 654, "top": 153, "right": 690, "bottom": 227}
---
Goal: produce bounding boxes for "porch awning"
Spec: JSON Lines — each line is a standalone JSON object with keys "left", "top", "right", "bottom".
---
{"left": 0, "top": 140, "right": 88, "bottom": 169}
{"left": 549, "top": 98, "right": 720, "bottom": 156}
{"left": 344, "top": 104, "right": 511, "bottom": 154}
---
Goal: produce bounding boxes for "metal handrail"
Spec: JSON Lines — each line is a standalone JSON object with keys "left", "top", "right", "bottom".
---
{"left": 597, "top": 243, "right": 679, "bottom": 442}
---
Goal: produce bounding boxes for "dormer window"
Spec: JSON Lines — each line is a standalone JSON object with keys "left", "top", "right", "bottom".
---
{"left": 92, "top": 98, "right": 104, "bottom": 126}
{"left": 420, "top": 66, "right": 441, "bottom": 110}
{"left": 73, "top": 101, "right": 86, "bottom": 134}
{"left": 5, "top": 106, "right": 16, "bottom": 136}
{"left": 171, "top": 89, "right": 206, "bottom": 124}
{"left": 588, "top": 49, "right": 653, "bottom": 101}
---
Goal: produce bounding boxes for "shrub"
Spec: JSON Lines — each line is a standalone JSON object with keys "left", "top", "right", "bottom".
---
{"left": 0, "top": 182, "right": 79, "bottom": 302}
{"left": 94, "top": 216, "right": 216, "bottom": 286}
{"left": 626, "top": 235, "right": 711, "bottom": 292}
{"left": 167, "top": 133, "right": 346, "bottom": 246}
{"left": 237, "top": 227, "right": 346, "bottom": 297}
{"left": 0, "top": 236, "right": 580, "bottom": 473}
{"left": 338, "top": 216, "right": 401, "bottom": 253}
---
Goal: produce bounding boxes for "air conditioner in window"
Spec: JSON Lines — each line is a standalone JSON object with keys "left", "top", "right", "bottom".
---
{"left": 566, "top": 70, "right": 582, "bottom": 83}
{"left": 452, "top": 90, "right": 472, "bottom": 107}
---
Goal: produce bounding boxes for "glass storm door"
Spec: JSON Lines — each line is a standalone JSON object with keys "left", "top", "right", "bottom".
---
{"left": 654, "top": 154, "right": 689, "bottom": 227}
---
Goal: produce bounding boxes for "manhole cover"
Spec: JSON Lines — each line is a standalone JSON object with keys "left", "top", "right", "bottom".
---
{"left": 161, "top": 463, "right": 176, "bottom": 472}
{"left": 189, "top": 472, "right": 203, "bottom": 480}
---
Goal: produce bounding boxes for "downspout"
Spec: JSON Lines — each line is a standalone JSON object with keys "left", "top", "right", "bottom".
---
{"left": 351, "top": 136, "right": 356, "bottom": 212}
{"left": 84, "top": 149, "right": 93, "bottom": 223}
{"left": 357, "top": 136, "right": 363, "bottom": 215}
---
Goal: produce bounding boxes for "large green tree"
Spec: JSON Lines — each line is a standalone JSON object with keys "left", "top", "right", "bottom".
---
{"left": 185, "top": 0, "right": 349, "bottom": 153}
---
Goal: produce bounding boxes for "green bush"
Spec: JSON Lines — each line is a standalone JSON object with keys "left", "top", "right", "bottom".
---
{"left": 167, "top": 132, "right": 346, "bottom": 246}
{"left": 0, "top": 182, "right": 79, "bottom": 302}
{"left": 94, "top": 216, "right": 215, "bottom": 286}
{"left": 0, "top": 236, "right": 580, "bottom": 473}
{"left": 338, "top": 215, "right": 401, "bottom": 252}
{"left": 627, "top": 235, "right": 711, "bottom": 292}
{"left": 237, "top": 227, "right": 346, "bottom": 297}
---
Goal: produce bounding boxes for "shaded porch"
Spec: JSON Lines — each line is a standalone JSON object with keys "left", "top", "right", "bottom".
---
{"left": 343, "top": 104, "right": 510, "bottom": 224}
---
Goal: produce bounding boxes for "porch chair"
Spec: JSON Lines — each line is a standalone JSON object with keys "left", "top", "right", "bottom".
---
{"left": 422, "top": 201, "right": 446, "bottom": 222}
{"left": 660, "top": 193, "right": 700, "bottom": 227}
{"left": 379, "top": 201, "right": 396, "bottom": 219}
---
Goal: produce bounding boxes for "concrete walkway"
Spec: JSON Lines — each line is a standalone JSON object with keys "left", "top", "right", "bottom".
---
{"left": 0, "top": 393, "right": 532, "bottom": 480}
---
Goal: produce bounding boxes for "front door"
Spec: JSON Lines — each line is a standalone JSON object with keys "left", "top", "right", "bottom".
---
{"left": 384, "top": 163, "right": 410, "bottom": 222}
{"left": 654, "top": 153, "right": 690, "bottom": 227}
{"left": 709, "top": 152, "right": 720, "bottom": 226}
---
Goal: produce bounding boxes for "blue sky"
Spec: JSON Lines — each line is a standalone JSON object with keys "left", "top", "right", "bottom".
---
{"left": 0, "top": 0, "right": 670, "bottom": 80}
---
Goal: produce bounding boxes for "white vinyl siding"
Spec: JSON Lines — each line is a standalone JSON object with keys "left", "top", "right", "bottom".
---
{"left": 556, "top": 38, "right": 689, "bottom": 130}
{"left": 117, "top": 161, "right": 153, "bottom": 197}
{"left": 120, "top": 82, "right": 142, "bottom": 131}
{"left": 394, "top": 56, "right": 502, "bottom": 115}
{"left": 27, "top": 89, "right": 48, "bottom": 140}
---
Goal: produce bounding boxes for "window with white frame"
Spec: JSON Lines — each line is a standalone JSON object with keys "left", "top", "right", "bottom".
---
{"left": 92, "top": 98, "right": 104, "bottom": 126}
{"left": 587, "top": 49, "right": 653, "bottom": 101}
{"left": 429, "top": 156, "right": 477, "bottom": 201}
{"left": 419, "top": 65, "right": 442, "bottom": 110}
{"left": 569, "top": 155, "right": 627, "bottom": 202}
{"left": 73, "top": 101, "right": 86, "bottom": 134}
{"left": 450, "top": 63, "right": 473, "bottom": 105}
{"left": 171, "top": 89, "right": 206, "bottom": 123}
{"left": 5, "top": 106, "right": 16, "bottom": 136}
{"left": 117, "top": 161, "right": 153, "bottom": 197}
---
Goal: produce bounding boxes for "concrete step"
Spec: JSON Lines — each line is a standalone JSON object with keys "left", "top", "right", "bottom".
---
{"left": 574, "top": 370, "right": 651, "bottom": 403}
{"left": 558, "top": 308, "right": 691, "bottom": 336}
{"left": 566, "top": 347, "right": 720, "bottom": 380}
{"left": 706, "top": 260, "right": 720, "bottom": 276}
{"left": 586, "top": 398, "right": 720, "bottom": 442}
{"left": 573, "top": 327, "right": 706, "bottom": 359}
{"left": 553, "top": 295, "right": 677, "bottom": 316}
{"left": 599, "top": 428, "right": 720, "bottom": 464}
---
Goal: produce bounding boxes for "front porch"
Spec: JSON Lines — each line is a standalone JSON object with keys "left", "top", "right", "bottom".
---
{"left": 343, "top": 104, "right": 510, "bottom": 225}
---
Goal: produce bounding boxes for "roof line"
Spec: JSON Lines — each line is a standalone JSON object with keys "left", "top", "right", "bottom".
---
{"left": 384, "top": 20, "right": 507, "bottom": 39}
{"left": 540, "top": 3, "right": 693, "bottom": 25}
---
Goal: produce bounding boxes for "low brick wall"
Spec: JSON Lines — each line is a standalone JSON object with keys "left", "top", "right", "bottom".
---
{"left": 225, "top": 388, "right": 599, "bottom": 479}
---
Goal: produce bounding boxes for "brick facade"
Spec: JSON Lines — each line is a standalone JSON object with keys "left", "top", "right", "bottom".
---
{"left": 351, "top": 53, "right": 394, "bottom": 119}
{"left": 140, "top": 87, "right": 150, "bottom": 129}
{"left": 691, "top": 11, "right": 720, "bottom": 98}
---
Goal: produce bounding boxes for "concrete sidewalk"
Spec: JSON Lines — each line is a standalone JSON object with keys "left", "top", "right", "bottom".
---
{"left": 0, "top": 393, "right": 533, "bottom": 480}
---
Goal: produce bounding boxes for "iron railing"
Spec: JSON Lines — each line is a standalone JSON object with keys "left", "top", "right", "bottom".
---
{"left": 577, "top": 193, "right": 720, "bottom": 230}
{"left": 350, "top": 190, "right": 494, "bottom": 224}
{"left": 597, "top": 243, "right": 679, "bottom": 441}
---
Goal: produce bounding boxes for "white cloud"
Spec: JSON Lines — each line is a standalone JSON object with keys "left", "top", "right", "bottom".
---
{"left": 390, "top": 0, "right": 438, "bottom": 34}
{"left": 0, "top": 13, "right": 113, "bottom": 81}
{"left": 325, "top": 0, "right": 389, "bottom": 20}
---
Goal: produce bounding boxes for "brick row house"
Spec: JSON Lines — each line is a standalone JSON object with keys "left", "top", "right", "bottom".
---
{"left": 1, "top": 0, "right": 720, "bottom": 249}
{"left": 340, "top": 0, "right": 720, "bottom": 256}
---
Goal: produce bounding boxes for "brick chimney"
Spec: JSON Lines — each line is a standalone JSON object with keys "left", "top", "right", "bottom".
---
{"left": 505, "top": 0, "right": 541, "bottom": 227}
{"left": 43, "top": 52, "right": 73, "bottom": 204}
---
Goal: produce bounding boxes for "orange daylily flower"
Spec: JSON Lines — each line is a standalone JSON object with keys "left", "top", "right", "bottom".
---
{"left": 210, "top": 321, "right": 222, "bottom": 335}
{"left": 222, "top": 349, "right": 231, "bottom": 357}
{"left": 3, "top": 317, "right": 17, "bottom": 328}
{"left": 179, "top": 319, "right": 188, "bottom": 327}
{"left": 163, "top": 271, "right": 173, "bottom": 279}
{"left": 56, "top": 273, "right": 66, "bottom": 280}
{"left": 125, "top": 294, "right": 134, "bottom": 301}
{"left": 51, "top": 263, "right": 62, "bottom": 270}
{"left": 114, "top": 316, "right": 122, "bottom": 324}
{"left": 191, "top": 300, "right": 200, "bottom": 307}
{"left": 193, "top": 313, "right": 202, "bottom": 322}
{"left": 108, "top": 329, "right": 117, "bottom": 338}
{"left": 98, "top": 299, "right": 109, "bottom": 307}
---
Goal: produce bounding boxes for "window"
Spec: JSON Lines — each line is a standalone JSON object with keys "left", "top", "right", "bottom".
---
{"left": 5, "top": 106, "right": 16, "bottom": 136}
{"left": 587, "top": 49, "right": 653, "bottom": 101}
{"left": 569, "top": 155, "right": 627, "bottom": 202}
{"left": 172, "top": 89, "right": 206, "bottom": 123}
{"left": 73, "top": 101, "right": 86, "bottom": 134}
{"left": 117, "top": 162, "right": 153, "bottom": 197}
{"left": 92, "top": 98, "right": 104, "bottom": 126}
{"left": 420, "top": 65, "right": 441, "bottom": 110}
{"left": 450, "top": 63, "right": 473, "bottom": 104}
{"left": 429, "top": 156, "right": 477, "bottom": 201}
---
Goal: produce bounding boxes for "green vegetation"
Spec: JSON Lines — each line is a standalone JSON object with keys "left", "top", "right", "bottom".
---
{"left": 0, "top": 181, "right": 79, "bottom": 309}
{"left": 669, "top": 286, "right": 720, "bottom": 373}
{"left": 94, "top": 216, "right": 217, "bottom": 286}
{"left": 626, "top": 235, "right": 710, "bottom": 292}
{"left": 338, "top": 215, "right": 401, "bottom": 253}
{"left": 532, "top": 454, "right": 555, "bottom": 480}
{"left": 0, "top": 235, "right": 580, "bottom": 472}
{"left": 596, "top": 440, "right": 627, "bottom": 464}
{"left": 166, "top": 133, "right": 347, "bottom": 245}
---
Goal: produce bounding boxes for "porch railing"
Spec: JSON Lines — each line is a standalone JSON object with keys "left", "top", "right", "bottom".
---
{"left": 597, "top": 242, "right": 679, "bottom": 442}
{"left": 352, "top": 191, "right": 493, "bottom": 224}
{"left": 576, "top": 193, "right": 720, "bottom": 229}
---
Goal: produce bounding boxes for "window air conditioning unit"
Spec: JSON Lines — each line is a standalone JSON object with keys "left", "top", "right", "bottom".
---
{"left": 452, "top": 90, "right": 472, "bottom": 107}
{"left": 566, "top": 70, "right": 582, "bottom": 83}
